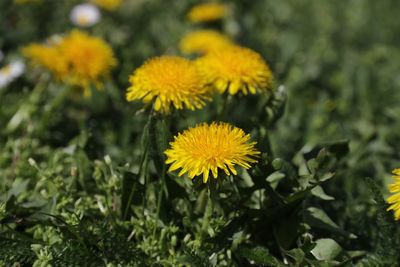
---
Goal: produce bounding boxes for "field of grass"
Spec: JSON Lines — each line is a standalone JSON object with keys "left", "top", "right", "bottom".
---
{"left": 1, "top": 0, "right": 400, "bottom": 266}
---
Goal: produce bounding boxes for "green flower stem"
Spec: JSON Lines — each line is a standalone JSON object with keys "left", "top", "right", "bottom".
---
{"left": 261, "top": 127, "right": 274, "bottom": 157}
{"left": 265, "top": 134, "right": 274, "bottom": 157}
{"left": 218, "top": 94, "right": 232, "bottom": 121}
{"left": 153, "top": 162, "right": 167, "bottom": 237}
{"left": 200, "top": 186, "right": 214, "bottom": 242}
{"left": 123, "top": 113, "right": 153, "bottom": 220}
{"left": 195, "top": 188, "right": 208, "bottom": 214}
{"left": 153, "top": 115, "right": 170, "bottom": 236}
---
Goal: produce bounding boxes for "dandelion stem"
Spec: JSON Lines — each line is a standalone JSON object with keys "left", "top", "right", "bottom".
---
{"left": 200, "top": 187, "right": 214, "bottom": 242}
{"left": 123, "top": 113, "right": 152, "bottom": 220}
{"left": 218, "top": 94, "right": 231, "bottom": 120}
{"left": 153, "top": 116, "right": 170, "bottom": 236}
{"left": 153, "top": 162, "right": 167, "bottom": 236}
{"left": 263, "top": 129, "right": 274, "bottom": 157}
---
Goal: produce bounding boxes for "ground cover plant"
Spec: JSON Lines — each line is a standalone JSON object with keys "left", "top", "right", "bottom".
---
{"left": 1, "top": 0, "right": 400, "bottom": 266}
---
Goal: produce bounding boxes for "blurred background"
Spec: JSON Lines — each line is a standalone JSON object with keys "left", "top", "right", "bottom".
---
{"left": 1, "top": 0, "right": 400, "bottom": 265}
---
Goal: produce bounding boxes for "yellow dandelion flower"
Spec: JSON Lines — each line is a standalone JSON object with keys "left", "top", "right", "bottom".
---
{"left": 165, "top": 122, "right": 260, "bottom": 183}
{"left": 187, "top": 3, "right": 227, "bottom": 23}
{"left": 90, "top": 0, "right": 122, "bottom": 11}
{"left": 58, "top": 30, "right": 117, "bottom": 91}
{"left": 126, "top": 56, "right": 211, "bottom": 113}
{"left": 22, "top": 44, "right": 69, "bottom": 78}
{"left": 23, "top": 30, "right": 116, "bottom": 95}
{"left": 387, "top": 168, "right": 400, "bottom": 220}
{"left": 196, "top": 45, "right": 273, "bottom": 95}
{"left": 180, "top": 30, "right": 233, "bottom": 55}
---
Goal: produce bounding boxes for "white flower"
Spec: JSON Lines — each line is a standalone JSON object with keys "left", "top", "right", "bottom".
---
{"left": 0, "top": 60, "right": 25, "bottom": 89}
{"left": 70, "top": 4, "right": 101, "bottom": 27}
{"left": 9, "top": 60, "right": 25, "bottom": 79}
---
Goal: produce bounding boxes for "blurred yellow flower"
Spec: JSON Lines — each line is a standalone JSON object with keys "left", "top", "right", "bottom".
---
{"left": 91, "top": 0, "right": 122, "bottom": 11}
{"left": 180, "top": 30, "right": 233, "bottom": 55}
{"left": 59, "top": 30, "right": 117, "bottom": 93}
{"left": 22, "top": 30, "right": 117, "bottom": 96}
{"left": 187, "top": 3, "right": 226, "bottom": 23}
{"left": 165, "top": 122, "right": 260, "bottom": 183}
{"left": 196, "top": 45, "right": 273, "bottom": 95}
{"left": 387, "top": 169, "right": 400, "bottom": 220}
{"left": 22, "top": 44, "right": 69, "bottom": 78}
{"left": 126, "top": 56, "right": 211, "bottom": 113}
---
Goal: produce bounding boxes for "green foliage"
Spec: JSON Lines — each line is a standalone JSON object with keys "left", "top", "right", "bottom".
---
{"left": 237, "top": 246, "right": 284, "bottom": 267}
{"left": 1, "top": 0, "right": 400, "bottom": 266}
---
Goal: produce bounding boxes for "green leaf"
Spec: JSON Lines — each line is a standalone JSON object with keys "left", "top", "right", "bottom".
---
{"left": 311, "top": 238, "right": 342, "bottom": 260}
{"left": 311, "top": 186, "right": 334, "bottom": 201}
{"left": 305, "top": 207, "right": 356, "bottom": 238}
{"left": 266, "top": 171, "right": 285, "bottom": 189}
{"left": 285, "top": 248, "right": 305, "bottom": 265}
{"left": 318, "top": 172, "right": 335, "bottom": 182}
{"left": 305, "top": 207, "right": 337, "bottom": 229}
{"left": 237, "top": 246, "right": 285, "bottom": 267}
{"left": 7, "top": 178, "right": 30, "bottom": 199}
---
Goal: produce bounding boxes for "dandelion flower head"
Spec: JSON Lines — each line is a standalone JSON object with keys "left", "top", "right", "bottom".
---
{"left": 387, "top": 168, "right": 400, "bottom": 220}
{"left": 126, "top": 56, "right": 211, "bottom": 113}
{"left": 196, "top": 45, "right": 273, "bottom": 95}
{"left": 23, "top": 30, "right": 116, "bottom": 95}
{"left": 187, "top": 3, "right": 227, "bottom": 23}
{"left": 180, "top": 30, "right": 233, "bottom": 55}
{"left": 22, "top": 43, "right": 69, "bottom": 78}
{"left": 58, "top": 30, "right": 116, "bottom": 91}
{"left": 165, "top": 122, "right": 260, "bottom": 183}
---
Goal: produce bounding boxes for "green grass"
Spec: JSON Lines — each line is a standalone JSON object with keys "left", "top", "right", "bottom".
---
{"left": 1, "top": 0, "right": 400, "bottom": 266}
